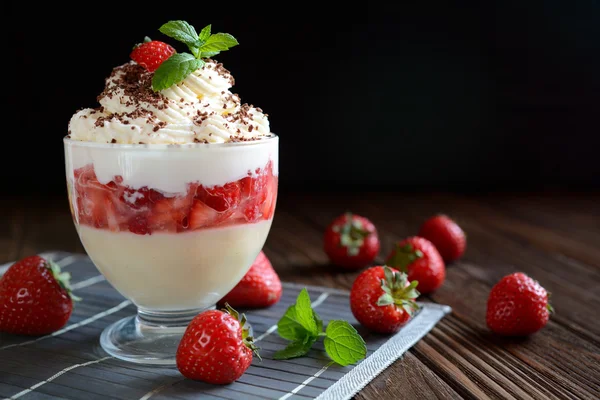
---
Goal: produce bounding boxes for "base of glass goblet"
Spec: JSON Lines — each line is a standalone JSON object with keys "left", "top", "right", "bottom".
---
{"left": 100, "top": 306, "right": 214, "bottom": 365}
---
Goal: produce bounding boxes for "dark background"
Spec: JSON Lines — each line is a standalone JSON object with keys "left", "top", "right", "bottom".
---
{"left": 6, "top": 2, "right": 600, "bottom": 197}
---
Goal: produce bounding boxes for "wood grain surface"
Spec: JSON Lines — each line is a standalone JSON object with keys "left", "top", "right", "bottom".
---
{"left": 1, "top": 191, "right": 599, "bottom": 400}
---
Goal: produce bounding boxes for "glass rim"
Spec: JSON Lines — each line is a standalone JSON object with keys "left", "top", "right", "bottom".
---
{"left": 63, "top": 133, "right": 278, "bottom": 149}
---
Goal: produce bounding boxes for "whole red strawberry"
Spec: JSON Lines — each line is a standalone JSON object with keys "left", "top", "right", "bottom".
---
{"left": 0, "top": 255, "right": 79, "bottom": 335}
{"left": 176, "top": 304, "right": 259, "bottom": 384}
{"left": 486, "top": 272, "right": 553, "bottom": 336}
{"left": 418, "top": 214, "right": 466, "bottom": 262}
{"left": 324, "top": 212, "right": 380, "bottom": 270}
{"left": 130, "top": 39, "right": 176, "bottom": 72}
{"left": 350, "top": 266, "right": 419, "bottom": 333}
{"left": 217, "top": 251, "right": 282, "bottom": 309}
{"left": 385, "top": 236, "right": 445, "bottom": 294}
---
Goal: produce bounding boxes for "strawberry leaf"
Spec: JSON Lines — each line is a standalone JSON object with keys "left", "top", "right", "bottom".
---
{"left": 377, "top": 292, "right": 394, "bottom": 306}
{"left": 324, "top": 320, "right": 367, "bottom": 366}
{"left": 386, "top": 244, "right": 423, "bottom": 272}
{"left": 152, "top": 53, "right": 203, "bottom": 92}
{"left": 48, "top": 260, "right": 81, "bottom": 302}
{"left": 159, "top": 20, "right": 201, "bottom": 51}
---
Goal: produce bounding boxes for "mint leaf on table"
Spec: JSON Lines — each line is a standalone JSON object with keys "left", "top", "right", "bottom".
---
{"left": 294, "top": 288, "right": 318, "bottom": 334}
{"left": 152, "top": 53, "right": 204, "bottom": 91}
{"left": 278, "top": 305, "right": 309, "bottom": 340}
{"left": 275, "top": 288, "right": 367, "bottom": 365}
{"left": 277, "top": 288, "right": 319, "bottom": 340}
{"left": 274, "top": 335, "right": 318, "bottom": 360}
{"left": 323, "top": 320, "right": 367, "bottom": 366}
{"left": 313, "top": 309, "right": 324, "bottom": 333}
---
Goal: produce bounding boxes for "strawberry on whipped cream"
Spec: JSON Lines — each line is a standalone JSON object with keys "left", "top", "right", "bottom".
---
{"left": 65, "top": 39, "right": 278, "bottom": 311}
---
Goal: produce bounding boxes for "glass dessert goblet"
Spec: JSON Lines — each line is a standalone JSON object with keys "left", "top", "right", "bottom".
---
{"left": 64, "top": 136, "right": 278, "bottom": 365}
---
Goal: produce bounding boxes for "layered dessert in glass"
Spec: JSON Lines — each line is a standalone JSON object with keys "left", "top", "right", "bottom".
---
{"left": 64, "top": 30, "right": 278, "bottom": 364}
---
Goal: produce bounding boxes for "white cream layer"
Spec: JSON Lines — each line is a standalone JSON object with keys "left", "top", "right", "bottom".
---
{"left": 64, "top": 137, "right": 278, "bottom": 193}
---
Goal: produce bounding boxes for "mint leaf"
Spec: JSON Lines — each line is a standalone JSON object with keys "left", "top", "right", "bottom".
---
{"left": 275, "top": 288, "right": 367, "bottom": 366}
{"left": 152, "top": 53, "right": 203, "bottom": 91}
{"left": 313, "top": 309, "right": 324, "bottom": 333}
{"left": 159, "top": 20, "right": 200, "bottom": 50}
{"left": 198, "top": 24, "right": 211, "bottom": 42}
{"left": 295, "top": 288, "right": 318, "bottom": 335}
{"left": 273, "top": 335, "right": 317, "bottom": 360}
{"left": 323, "top": 320, "right": 367, "bottom": 366}
{"left": 277, "top": 304, "right": 310, "bottom": 340}
{"left": 199, "top": 32, "right": 238, "bottom": 56}
{"left": 198, "top": 51, "right": 221, "bottom": 58}
{"left": 277, "top": 289, "right": 319, "bottom": 340}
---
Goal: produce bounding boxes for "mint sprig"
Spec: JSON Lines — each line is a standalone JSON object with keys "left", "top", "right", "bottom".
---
{"left": 152, "top": 21, "right": 238, "bottom": 91}
{"left": 274, "top": 288, "right": 367, "bottom": 366}
{"left": 152, "top": 54, "right": 204, "bottom": 92}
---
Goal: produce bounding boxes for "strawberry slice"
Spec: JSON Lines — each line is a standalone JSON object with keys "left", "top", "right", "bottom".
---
{"left": 74, "top": 164, "right": 96, "bottom": 184}
{"left": 80, "top": 186, "right": 110, "bottom": 228}
{"left": 105, "top": 196, "right": 129, "bottom": 232}
{"left": 196, "top": 182, "right": 241, "bottom": 213}
{"left": 188, "top": 200, "right": 219, "bottom": 230}
{"left": 128, "top": 215, "right": 150, "bottom": 235}
{"left": 149, "top": 193, "right": 194, "bottom": 233}
{"left": 239, "top": 162, "right": 275, "bottom": 222}
{"left": 241, "top": 201, "right": 261, "bottom": 222}
{"left": 120, "top": 187, "right": 156, "bottom": 210}
{"left": 147, "top": 212, "right": 178, "bottom": 233}
{"left": 261, "top": 176, "right": 278, "bottom": 220}
{"left": 239, "top": 176, "right": 253, "bottom": 198}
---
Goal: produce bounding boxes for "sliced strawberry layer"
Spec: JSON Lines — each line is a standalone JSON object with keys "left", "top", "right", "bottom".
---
{"left": 195, "top": 182, "right": 241, "bottom": 213}
{"left": 72, "top": 161, "right": 277, "bottom": 235}
{"left": 189, "top": 200, "right": 219, "bottom": 230}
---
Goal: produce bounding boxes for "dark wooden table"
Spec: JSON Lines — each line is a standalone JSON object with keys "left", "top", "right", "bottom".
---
{"left": 2, "top": 192, "right": 599, "bottom": 400}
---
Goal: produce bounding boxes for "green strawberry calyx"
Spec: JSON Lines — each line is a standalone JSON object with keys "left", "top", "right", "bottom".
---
{"left": 546, "top": 291, "right": 554, "bottom": 314}
{"left": 222, "top": 302, "right": 261, "bottom": 359}
{"left": 48, "top": 260, "right": 81, "bottom": 302}
{"left": 376, "top": 266, "right": 420, "bottom": 315}
{"left": 333, "top": 212, "right": 371, "bottom": 256}
{"left": 386, "top": 243, "right": 423, "bottom": 273}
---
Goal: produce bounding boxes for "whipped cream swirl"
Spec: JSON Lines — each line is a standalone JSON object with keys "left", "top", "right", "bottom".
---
{"left": 68, "top": 60, "right": 270, "bottom": 144}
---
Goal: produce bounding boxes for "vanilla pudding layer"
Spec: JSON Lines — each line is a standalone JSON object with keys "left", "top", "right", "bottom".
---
{"left": 64, "top": 137, "right": 278, "bottom": 193}
{"left": 78, "top": 220, "right": 272, "bottom": 310}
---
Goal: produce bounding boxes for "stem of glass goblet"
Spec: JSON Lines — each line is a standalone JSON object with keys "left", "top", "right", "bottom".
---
{"left": 136, "top": 307, "right": 213, "bottom": 329}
